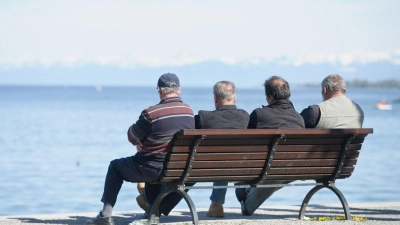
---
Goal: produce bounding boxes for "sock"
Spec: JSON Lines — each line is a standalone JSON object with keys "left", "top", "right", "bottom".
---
{"left": 101, "top": 203, "right": 113, "bottom": 217}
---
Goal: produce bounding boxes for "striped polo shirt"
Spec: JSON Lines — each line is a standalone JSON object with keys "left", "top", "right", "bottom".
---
{"left": 128, "top": 97, "right": 194, "bottom": 166}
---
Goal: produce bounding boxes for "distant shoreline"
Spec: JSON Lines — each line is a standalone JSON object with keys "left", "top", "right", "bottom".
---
{"left": 1, "top": 79, "right": 400, "bottom": 89}
{"left": 302, "top": 79, "right": 400, "bottom": 88}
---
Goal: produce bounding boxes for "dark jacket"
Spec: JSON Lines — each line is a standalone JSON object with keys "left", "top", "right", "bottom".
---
{"left": 248, "top": 99, "right": 305, "bottom": 129}
{"left": 195, "top": 105, "right": 249, "bottom": 129}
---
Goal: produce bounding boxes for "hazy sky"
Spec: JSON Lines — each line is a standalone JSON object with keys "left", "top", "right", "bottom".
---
{"left": 1, "top": 0, "right": 399, "bottom": 85}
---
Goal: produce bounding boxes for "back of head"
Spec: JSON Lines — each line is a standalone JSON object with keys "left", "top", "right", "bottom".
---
{"left": 157, "top": 73, "right": 181, "bottom": 95}
{"left": 213, "top": 81, "right": 237, "bottom": 102}
{"left": 321, "top": 74, "right": 346, "bottom": 94}
{"left": 264, "top": 76, "right": 291, "bottom": 100}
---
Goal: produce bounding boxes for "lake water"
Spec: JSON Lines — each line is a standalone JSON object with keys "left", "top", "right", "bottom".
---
{"left": 0, "top": 85, "right": 399, "bottom": 216}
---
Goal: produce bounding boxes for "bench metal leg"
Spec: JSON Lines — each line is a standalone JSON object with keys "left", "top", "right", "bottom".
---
{"left": 299, "top": 185, "right": 351, "bottom": 220}
{"left": 149, "top": 188, "right": 171, "bottom": 225}
{"left": 149, "top": 184, "right": 199, "bottom": 225}
{"left": 175, "top": 188, "right": 198, "bottom": 225}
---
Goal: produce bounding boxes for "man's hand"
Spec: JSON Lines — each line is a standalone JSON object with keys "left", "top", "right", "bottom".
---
{"left": 136, "top": 142, "right": 143, "bottom": 152}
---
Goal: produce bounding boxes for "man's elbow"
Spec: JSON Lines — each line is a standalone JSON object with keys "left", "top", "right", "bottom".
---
{"left": 127, "top": 131, "right": 137, "bottom": 145}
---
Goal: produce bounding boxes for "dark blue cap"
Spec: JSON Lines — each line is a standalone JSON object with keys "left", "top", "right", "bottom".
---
{"left": 157, "top": 73, "right": 180, "bottom": 88}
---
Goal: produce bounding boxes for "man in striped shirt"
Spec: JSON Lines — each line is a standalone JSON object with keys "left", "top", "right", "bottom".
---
{"left": 85, "top": 73, "right": 195, "bottom": 225}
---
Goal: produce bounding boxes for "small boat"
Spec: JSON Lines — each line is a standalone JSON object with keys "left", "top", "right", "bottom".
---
{"left": 375, "top": 98, "right": 392, "bottom": 110}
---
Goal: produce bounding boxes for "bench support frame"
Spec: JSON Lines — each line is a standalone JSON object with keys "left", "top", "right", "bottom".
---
{"left": 299, "top": 134, "right": 356, "bottom": 221}
{"left": 299, "top": 182, "right": 351, "bottom": 220}
{"left": 150, "top": 183, "right": 199, "bottom": 225}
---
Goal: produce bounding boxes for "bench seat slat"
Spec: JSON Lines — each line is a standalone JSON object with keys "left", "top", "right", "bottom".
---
{"left": 164, "top": 159, "right": 358, "bottom": 169}
{"left": 159, "top": 174, "right": 352, "bottom": 182}
{"left": 163, "top": 167, "right": 354, "bottom": 177}
{"left": 167, "top": 151, "right": 360, "bottom": 161}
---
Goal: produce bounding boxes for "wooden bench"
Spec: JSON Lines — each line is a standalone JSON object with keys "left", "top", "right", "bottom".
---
{"left": 147, "top": 128, "right": 373, "bottom": 225}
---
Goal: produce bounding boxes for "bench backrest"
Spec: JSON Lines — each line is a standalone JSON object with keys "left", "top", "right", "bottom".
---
{"left": 160, "top": 129, "right": 373, "bottom": 184}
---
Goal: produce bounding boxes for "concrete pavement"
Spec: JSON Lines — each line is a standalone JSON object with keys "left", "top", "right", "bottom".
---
{"left": 1, "top": 202, "right": 399, "bottom": 224}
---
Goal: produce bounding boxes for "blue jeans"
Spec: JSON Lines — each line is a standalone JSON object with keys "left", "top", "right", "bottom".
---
{"left": 209, "top": 182, "right": 228, "bottom": 204}
{"left": 243, "top": 180, "right": 291, "bottom": 215}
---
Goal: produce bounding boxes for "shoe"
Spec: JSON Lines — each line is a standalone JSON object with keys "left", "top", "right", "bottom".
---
{"left": 235, "top": 182, "right": 247, "bottom": 202}
{"left": 85, "top": 211, "right": 114, "bottom": 225}
{"left": 205, "top": 201, "right": 225, "bottom": 218}
{"left": 136, "top": 194, "right": 149, "bottom": 211}
{"left": 240, "top": 201, "right": 251, "bottom": 216}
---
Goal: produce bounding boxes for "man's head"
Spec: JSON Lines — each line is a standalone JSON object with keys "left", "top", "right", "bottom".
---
{"left": 321, "top": 74, "right": 346, "bottom": 101}
{"left": 157, "top": 73, "right": 181, "bottom": 99}
{"left": 213, "top": 81, "right": 236, "bottom": 108}
{"left": 264, "top": 76, "right": 291, "bottom": 104}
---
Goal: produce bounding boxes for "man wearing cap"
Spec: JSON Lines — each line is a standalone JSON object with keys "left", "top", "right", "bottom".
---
{"left": 85, "top": 73, "right": 195, "bottom": 225}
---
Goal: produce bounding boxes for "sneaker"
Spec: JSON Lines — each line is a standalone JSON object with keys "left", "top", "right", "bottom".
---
{"left": 85, "top": 211, "right": 114, "bottom": 225}
{"left": 205, "top": 201, "right": 225, "bottom": 218}
{"left": 240, "top": 201, "right": 251, "bottom": 216}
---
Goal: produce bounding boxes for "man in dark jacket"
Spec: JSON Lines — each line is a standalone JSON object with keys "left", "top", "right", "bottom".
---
{"left": 85, "top": 73, "right": 195, "bottom": 225}
{"left": 236, "top": 76, "right": 304, "bottom": 216}
{"left": 197, "top": 81, "right": 249, "bottom": 218}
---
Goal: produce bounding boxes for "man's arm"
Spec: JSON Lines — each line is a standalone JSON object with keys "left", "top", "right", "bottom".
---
{"left": 300, "top": 105, "right": 320, "bottom": 128}
{"left": 247, "top": 110, "right": 258, "bottom": 129}
{"left": 127, "top": 112, "right": 152, "bottom": 146}
{"left": 194, "top": 114, "right": 202, "bottom": 129}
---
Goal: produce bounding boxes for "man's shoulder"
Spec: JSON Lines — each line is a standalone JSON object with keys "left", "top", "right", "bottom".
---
{"left": 142, "top": 100, "right": 194, "bottom": 120}
{"left": 145, "top": 100, "right": 193, "bottom": 112}
{"left": 199, "top": 108, "right": 249, "bottom": 115}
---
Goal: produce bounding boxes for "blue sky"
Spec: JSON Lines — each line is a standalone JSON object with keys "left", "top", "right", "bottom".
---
{"left": 1, "top": 0, "right": 399, "bottom": 87}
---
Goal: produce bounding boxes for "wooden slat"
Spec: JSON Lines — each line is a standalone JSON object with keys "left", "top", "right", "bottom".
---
{"left": 165, "top": 160, "right": 266, "bottom": 169}
{"left": 172, "top": 139, "right": 274, "bottom": 146}
{"left": 164, "top": 159, "right": 358, "bottom": 169}
{"left": 172, "top": 137, "right": 365, "bottom": 147}
{"left": 177, "top": 128, "right": 373, "bottom": 136}
{"left": 171, "top": 145, "right": 270, "bottom": 153}
{"left": 168, "top": 152, "right": 268, "bottom": 161}
{"left": 170, "top": 144, "right": 362, "bottom": 153}
{"left": 167, "top": 151, "right": 359, "bottom": 161}
{"left": 164, "top": 168, "right": 262, "bottom": 177}
{"left": 159, "top": 173, "right": 353, "bottom": 182}
{"left": 272, "top": 159, "right": 357, "bottom": 167}
{"left": 160, "top": 175, "right": 259, "bottom": 183}
{"left": 163, "top": 167, "right": 355, "bottom": 177}
{"left": 163, "top": 167, "right": 354, "bottom": 177}
{"left": 275, "top": 151, "right": 359, "bottom": 159}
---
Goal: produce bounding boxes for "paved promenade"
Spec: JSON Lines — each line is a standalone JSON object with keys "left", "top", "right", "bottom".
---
{"left": 1, "top": 202, "right": 399, "bottom": 225}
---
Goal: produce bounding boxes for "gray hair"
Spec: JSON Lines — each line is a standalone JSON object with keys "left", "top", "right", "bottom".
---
{"left": 322, "top": 74, "right": 346, "bottom": 94}
{"left": 160, "top": 87, "right": 181, "bottom": 95}
{"left": 213, "top": 81, "right": 237, "bottom": 102}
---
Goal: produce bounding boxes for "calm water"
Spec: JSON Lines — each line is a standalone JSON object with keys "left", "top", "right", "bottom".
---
{"left": 0, "top": 85, "right": 399, "bottom": 216}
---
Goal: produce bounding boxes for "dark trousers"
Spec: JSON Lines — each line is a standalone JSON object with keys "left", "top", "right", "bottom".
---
{"left": 101, "top": 156, "right": 162, "bottom": 207}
